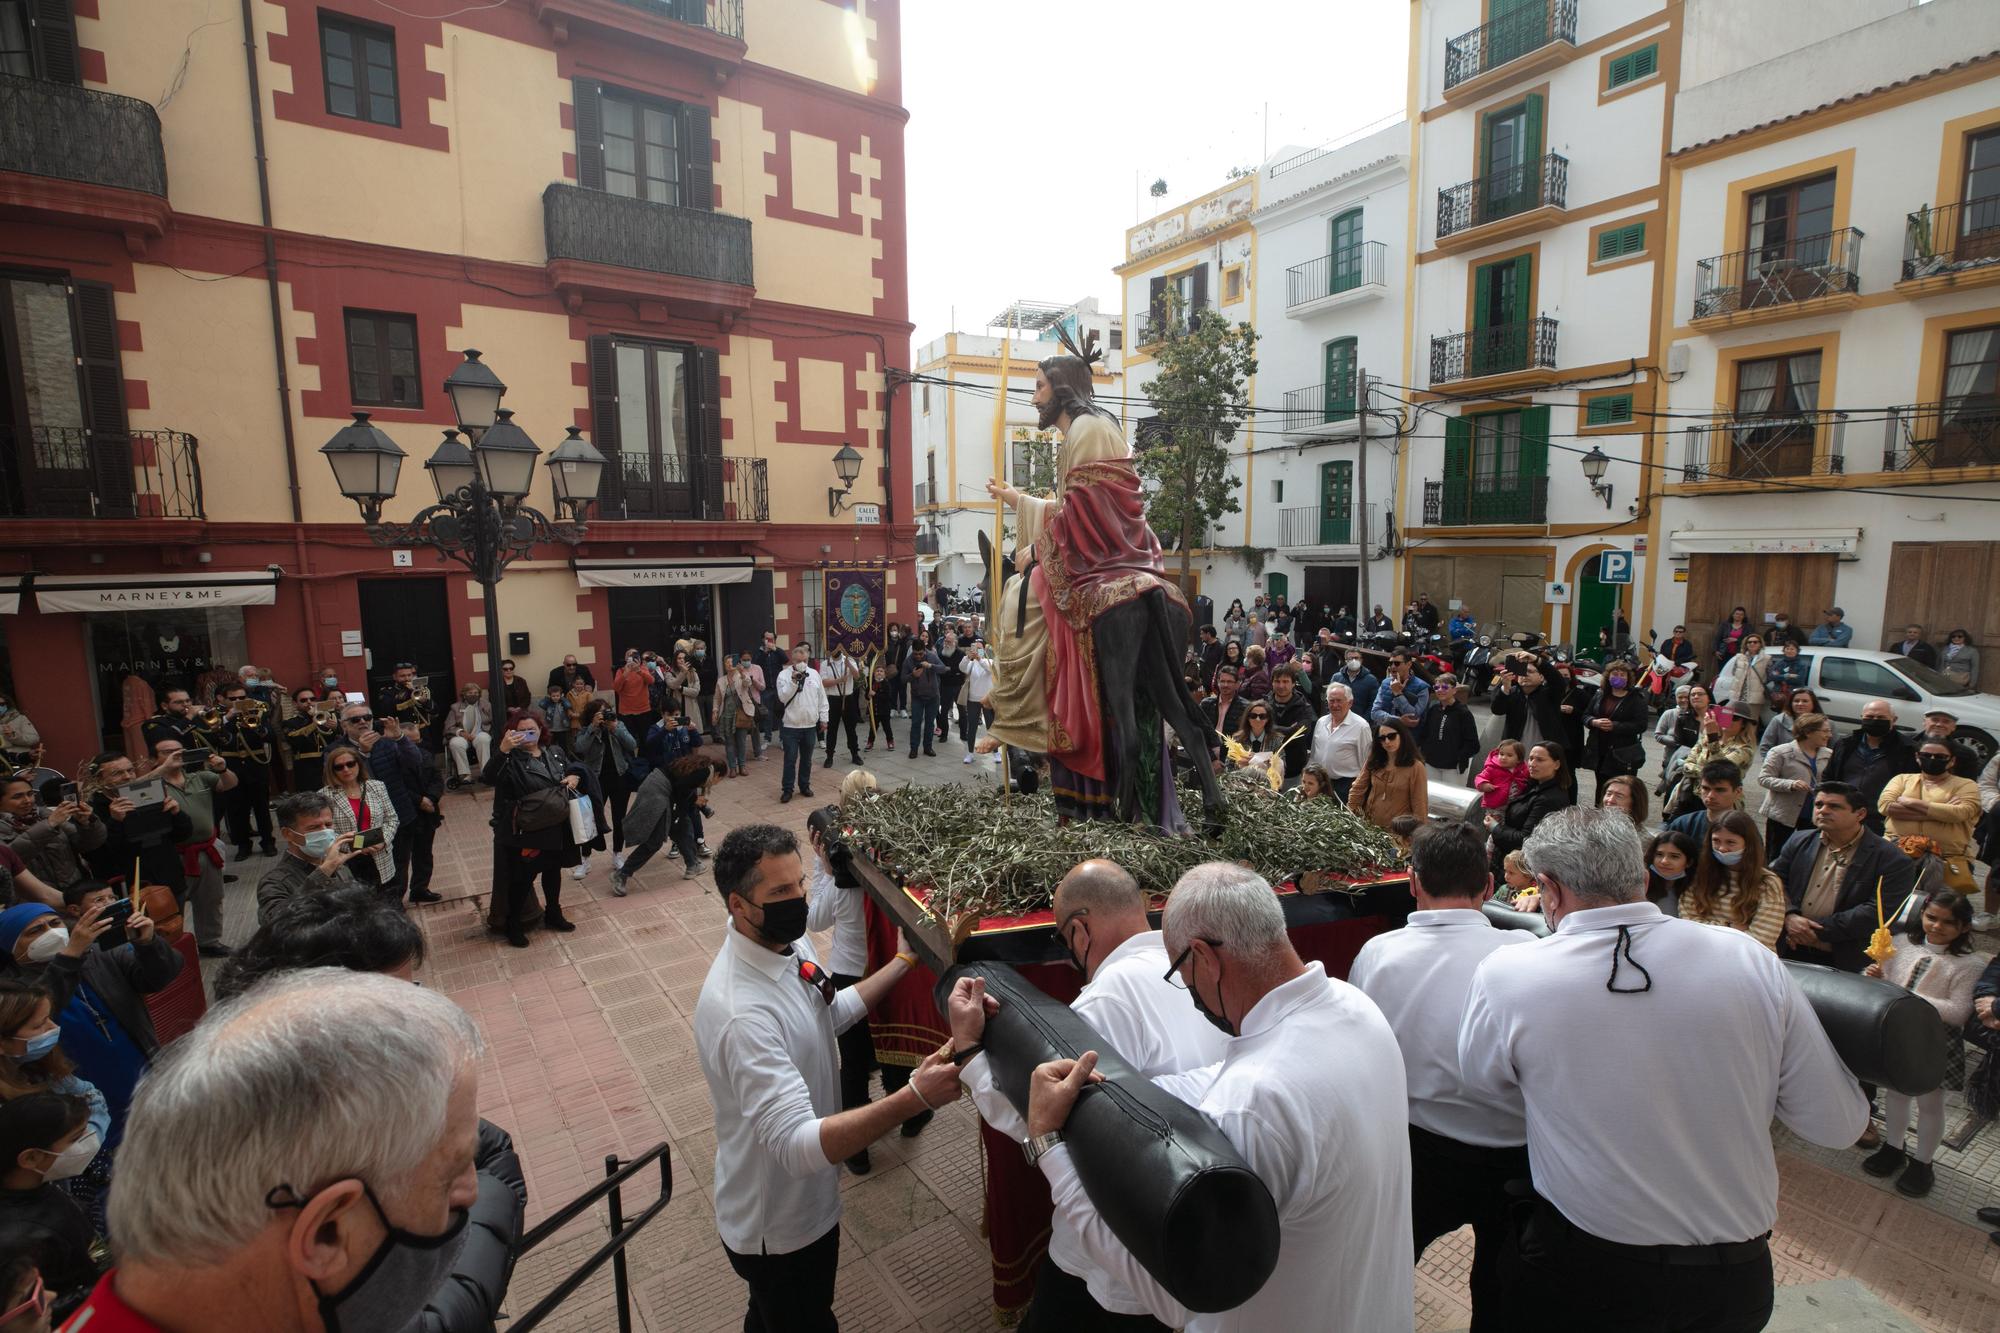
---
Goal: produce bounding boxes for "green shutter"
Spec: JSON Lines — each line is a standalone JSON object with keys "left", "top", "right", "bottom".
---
{"left": 1508, "top": 254, "right": 1532, "bottom": 324}
{"left": 1518, "top": 405, "right": 1550, "bottom": 476}
{"left": 1586, "top": 394, "right": 1634, "bottom": 426}
{"left": 1442, "top": 417, "right": 1472, "bottom": 525}
{"left": 1324, "top": 338, "right": 1356, "bottom": 421}
{"left": 1472, "top": 262, "right": 1494, "bottom": 331}
{"left": 1524, "top": 93, "right": 1544, "bottom": 161}
{"left": 1608, "top": 44, "right": 1659, "bottom": 89}
{"left": 1596, "top": 221, "right": 1646, "bottom": 261}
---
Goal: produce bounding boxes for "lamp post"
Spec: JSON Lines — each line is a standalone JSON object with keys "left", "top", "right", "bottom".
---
{"left": 321, "top": 350, "right": 605, "bottom": 755}
{"left": 827, "top": 443, "right": 864, "bottom": 516}
{"left": 1579, "top": 445, "right": 1614, "bottom": 510}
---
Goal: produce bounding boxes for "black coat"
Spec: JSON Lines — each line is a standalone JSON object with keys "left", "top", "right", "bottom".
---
{"left": 1266, "top": 695, "right": 1319, "bottom": 779}
{"left": 1500, "top": 778, "right": 1573, "bottom": 837}
{"left": 1890, "top": 639, "right": 1939, "bottom": 668}
{"left": 1822, "top": 731, "right": 1919, "bottom": 831}
{"left": 410, "top": 1120, "right": 527, "bottom": 1333}
{"left": 85, "top": 793, "right": 193, "bottom": 896}
{"left": 1489, "top": 681, "right": 1564, "bottom": 746}
{"left": 1580, "top": 688, "right": 1650, "bottom": 773}
{"left": 1771, "top": 827, "right": 1917, "bottom": 973}
{"left": 482, "top": 746, "right": 586, "bottom": 861}
{"left": 1417, "top": 701, "right": 1481, "bottom": 773}
{"left": 546, "top": 664, "right": 596, "bottom": 692}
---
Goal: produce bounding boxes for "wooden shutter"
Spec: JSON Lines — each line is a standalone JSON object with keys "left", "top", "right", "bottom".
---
{"left": 1189, "top": 265, "right": 1209, "bottom": 314}
{"left": 587, "top": 335, "right": 621, "bottom": 513}
{"left": 72, "top": 281, "right": 134, "bottom": 518}
{"left": 1148, "top": 277, "right": 1167, "bottom": 327}
{"left": 1442, "top": 417, "right": 1472, "bottom": 525}
{"left": 573, "top": 79, "right": 604, "bottom": 190}
{"left": 32, "top": 0, "right": 81, "bottom": 84}
{"left": 692, "top": 344, "right": 723, "bottom": 516}
{"left": 1518, "top": 405, "right": 1550, "bottom": 478}
{"left": 1524, "top": 93, "right": 1545, "bottom": 162}
{"left": 1472, "top": 262, "right": 1493, "bottom": 331}
{"left": 682, "top": 104, "right": 713, "bottom": 211}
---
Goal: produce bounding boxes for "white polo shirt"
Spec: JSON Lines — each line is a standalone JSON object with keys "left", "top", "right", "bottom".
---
{"left": 964, "top": 931, "right": 1228, "bottom": 1317}
{"left": 694, "top": 926, "right": 866, "bottom": 1255}
{"left": 804, "top": 862, "right": 868, "bottom": 977}
{"left": 1040, "top": 963, "right": 1414, "bottom": 1332}
{"left": 1348, "top": 908, "right": 1533, "bottom": 1148}
{"left": 1458, "top": 900, "right": 1868, "bottom": 1247}
{"left": 1309, "top": 710, "right": 1372, "bottom": 780}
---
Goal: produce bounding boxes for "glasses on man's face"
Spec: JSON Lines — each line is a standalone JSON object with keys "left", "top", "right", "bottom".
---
{"left": 1163, "top": 937, "right": 1222, "bottom": 990}
{"left": 796, "top": 957, "right": 836, "bottom": 1006}
{"left": 346, "top": 714, "right": 373, "bottom": 724}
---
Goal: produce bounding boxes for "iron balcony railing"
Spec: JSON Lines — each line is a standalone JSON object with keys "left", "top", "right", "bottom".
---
{"left": 1285, "top": 241, "right": 1387, "bottom": 309}
{"left": 0, "top": 72, "right": 167, "bottom": 197}
{"left": 1423, "top": 475, "right": 1549, "bottom": 526}
{"left": 1280, "top": 377, "right": 1370, "bottom": 431}
{"left": 1679, "top": 414, "right": 1847, "bottom": 482}
{"left": 544, "top": 183, "right": 753, "bottom": 287}
{"left": 914, "top": 530, "right": 940, "bottom": 556}
{"left": 1902, "top": 196, "right": 2000, "bottom": 280}
{"left": 1443, "top": 0, "right": 1577, "bottom": 91}
{"left": 602, "top": 452, "right": 768, "bottom": 523}
{"left": 1437, "top": 153, "right": 1567, "bottom": 239}
{"left": 1693, "top": 227, "right": 1863, "bottom": 320}
{"left": 1430, "top": 316, "right": 1558, "bottom": 384}
{"left": 1883, "top": 400, "right": 2000, "bottom": 471}
{"left": 610, "top": 0, "right": 743, "bottom": 39}
{"left": 1, "top": 426, "right": 203, "bottom": 520}
{"left": 1279, "top": 503, "right": 1379, "bottom": 548}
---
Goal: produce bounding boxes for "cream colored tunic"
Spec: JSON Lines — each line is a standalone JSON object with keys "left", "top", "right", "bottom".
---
{"left": 985, "top": 415, "right": 1131, "bottom": 753}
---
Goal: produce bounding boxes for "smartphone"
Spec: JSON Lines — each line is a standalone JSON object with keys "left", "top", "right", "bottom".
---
{"left": 59, "top": 781, "right": 80, "bottom": 805}
{"left": 116, "top": 777, "right": 167, "bottom": 808}
{"left": 351, "top": 827, "right": 387, "bottom": 851}
{"left": 180, "top": 746, "right": 213, "bottom": 768}
{"left": 101, "top": 898, "right": 134, "bottom": 926}
{"left": 511, "top": 730, "right": 534, "bottom": 746}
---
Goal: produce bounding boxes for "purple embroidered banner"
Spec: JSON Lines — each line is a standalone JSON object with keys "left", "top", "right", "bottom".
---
{"left": 823, "top": 567, "right": 887, "bottom": 659}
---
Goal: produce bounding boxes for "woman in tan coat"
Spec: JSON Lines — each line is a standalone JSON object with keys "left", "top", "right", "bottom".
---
{"left": 1348, "top": 719, "right": 1428, "bottom": 832}
{"left": 1881, "top": 737, "right": 1983, "bottom": 892}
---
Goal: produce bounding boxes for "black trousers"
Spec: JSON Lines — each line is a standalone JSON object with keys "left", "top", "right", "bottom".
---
{"left": 830, "top": 972, "right": 876, "bottom": 1113}
{"left": 501, "top": 852, "right": 562, "bottom": 928}
{"left": 723, "top": 1224, "right": 839, "bottom": 1333}
{"left": 1410, "top": 1126, "right": 1528, "bottom": 1333}
{"left": 1498, "top": 1193, "right": 1773, "bottom": 1333}
{"left": 824, "top": 693, "right": 860, "bottom": 761}
{"left": 224, "top": 762, "right": 274, "bottom": 849}
{"left": 403, "top": 813, "right": 438, "bottom": 896}
{"left": 1018, "top": 1256, "right": 1167, "bottom": 1333}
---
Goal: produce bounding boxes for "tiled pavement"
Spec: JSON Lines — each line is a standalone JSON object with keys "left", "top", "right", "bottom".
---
{"left": 199, "top": 726, "right": 2000, "bottom": 1331}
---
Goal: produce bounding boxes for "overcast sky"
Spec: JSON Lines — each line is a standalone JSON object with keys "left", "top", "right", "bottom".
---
{"left": 901, "top": 0, "right": 1410, "bottom": 351}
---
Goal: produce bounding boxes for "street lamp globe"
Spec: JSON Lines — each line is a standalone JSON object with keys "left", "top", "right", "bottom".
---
{"left": 443, "top": 348, "right": 506, "bottom": 438}
{"left": 545, "top": 425, "right": 606, "bottom": 516}
{"left": 319, "top": 412, "right": 406, "bottom": 518}
{"left": 832, "top": 443, "right": 863, "bottom": 488}
{"left": 423, "top": 428, "right": 478, "bottom": 502}
{"left": 472, "top": 408, "right": 540, "bottom": 501}
{"left": 1579, "top": 445, "right": 1610, "bottom": 484}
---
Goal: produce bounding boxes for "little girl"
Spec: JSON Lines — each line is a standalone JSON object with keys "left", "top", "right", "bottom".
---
{"left": 1473, "top": 740, "right": 1530, "bottom": 818}
{"left": 1500, "top": 849, "right": 1536, "bottom": 904}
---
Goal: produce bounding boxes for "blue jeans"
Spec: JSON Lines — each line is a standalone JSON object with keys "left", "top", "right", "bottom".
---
{"left": 780, "top": 725, "right": 817, "bottom": 795}
{"left": 907, "top": 698, "right": 937, "bottom": 754}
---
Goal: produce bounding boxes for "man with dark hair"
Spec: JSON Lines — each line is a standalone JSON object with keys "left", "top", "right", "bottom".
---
{"left": 1199, "top": 665, "right": 1247, "bottom": 756}
{"left": 1371, "top": 649, "right": 1431, "bottom": 729}
{"left": 139, "top": 687, "right": 198, "bottom": 754}
{"left": 1822, "top": 698, "right": 1918, "bottom": 831}
{"left": 375, "top": 661, "right": 434, "bottom": 738}
{"left": 255, "top": 792, "right": 364, "bottom": 926}
{"left": 1265, "top": 667, "right": 1317, "bottom": 782}
{"left": 1773, "top": 781, "right": 1915, "bottom": 974}
{"left": 694, "top": 823, "right": 960, "bottom": 1332}
{"left": 1666, "top": 759, "right": 1744, "bottom": 843}
{"left": 1197, "top": 624, "right": 1224, "bottom": 691}
{"left": 0, "top": 774, "right": 105, "bottom": 894}
{"left": 210, "top": 679, "right": 277, "bottom": 860}
{"left": 1348, "top": 823, "right": 1530, "bottom": 1328}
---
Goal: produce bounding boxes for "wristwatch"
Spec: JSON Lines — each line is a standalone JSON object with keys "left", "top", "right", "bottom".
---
{"left": 1022, "top": 1130, "right": 1064, "bottom": 1166}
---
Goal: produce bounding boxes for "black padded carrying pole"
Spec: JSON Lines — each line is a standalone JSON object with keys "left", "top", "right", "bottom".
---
{"left": 938, "top": 961, "right": 1280, "bottom": 1315}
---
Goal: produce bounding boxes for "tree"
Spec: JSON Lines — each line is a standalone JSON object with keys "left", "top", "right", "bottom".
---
{"left": 1136, "top": 293, "right": 1259, "bottom": 596}
{"left": 999, "top": 427, "right": 1058, "bottom": 550}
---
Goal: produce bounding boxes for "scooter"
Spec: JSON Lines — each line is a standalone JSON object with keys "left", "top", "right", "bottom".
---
{"left": 1637, "top": 630, "right": 1697, "bottom": 715}
{"left": 1461, "top": 636, "right": 1496, "bottom": 696}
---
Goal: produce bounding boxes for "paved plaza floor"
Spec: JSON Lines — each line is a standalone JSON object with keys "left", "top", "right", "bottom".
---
{"left": 201, "top": 725, "right": 2000, "bottom": 1331}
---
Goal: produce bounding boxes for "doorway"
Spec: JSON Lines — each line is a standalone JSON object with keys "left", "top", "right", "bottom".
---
{"left": 1302, "top": 565, "right": 1358, "bottom": 618}
{"left": 357, "top": 578, "right": 454, "bottom": 712}
{"left": 1574, "top": 554, "right": 1625, "bottom": 655}
{"left": 608, "top": 585, "right": 716, "bottom": 659}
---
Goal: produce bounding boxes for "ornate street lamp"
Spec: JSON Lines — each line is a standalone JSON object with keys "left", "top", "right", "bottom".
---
{"left": 1579, "top": 445, "right": 1613, "bottom": 510}
{"left": 545, "top": 426, "right": 607, "bottom": 521}
{"left": 442, "top": 349, "right": 506, "bottom": 440}
{"left": 827, "top": 442, "right": 864, "bottom": 516}
{"left": 423, "top": 429, "right": 477, "bottom": 503}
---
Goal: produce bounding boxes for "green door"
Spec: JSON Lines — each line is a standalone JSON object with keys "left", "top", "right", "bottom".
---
{"left": 1575, "top": 554, "right": 1622, "bottom": 653}
{"left": 1264, "top": 572, "right": 1289, "bottom": 603}
{"left": 1323, "top": 338, "right": 1357, "bottom": 422}
{"left": 1471, "top": 254, "right": 1531, "bottom": 375}
{"left": 1329, "top": 208, "right": 1363, "bottom": 295}
{"left": 1488, "top": 0, "right": 1545, "bottom": 71}
{"left": 1481, "top": 95, "right": 1543, "bottom": 221}
{"left": 1319, "top": 460, "right": 1353, "bottom": 544}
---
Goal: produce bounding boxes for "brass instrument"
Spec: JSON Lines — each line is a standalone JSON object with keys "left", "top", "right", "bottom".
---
{"left": 309, "top": 699, "right": 343, "bottom": 729}
{"left": 414, "top": 680, "right": 433, "bottom": 708}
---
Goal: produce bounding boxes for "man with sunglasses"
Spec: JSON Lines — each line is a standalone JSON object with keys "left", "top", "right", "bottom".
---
{"left": 695, "top": 824, "right": 962, "bottom": 1332}
{"left": 948, "top": 860, "right": 1224, "bottom": 1330}
{"left": 1022, "top": 862, "right": 1413, "bottom": 1332}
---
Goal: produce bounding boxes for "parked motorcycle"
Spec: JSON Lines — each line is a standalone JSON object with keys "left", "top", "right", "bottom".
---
{"left": 1637, "top": 629, "right": 1698, "bottom": 716}
{"left": 1461, "top": 635, "right": 1497, "bottom": 696}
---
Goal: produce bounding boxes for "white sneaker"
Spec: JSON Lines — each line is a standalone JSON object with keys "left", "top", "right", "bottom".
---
{"left": 962, "top": 753, "right": 975, "bottom": 764}
{"left": 572, "top": 858, "right": 591, "bottom": 881}
{"left": 1973, "top": 912, "right": 1997, "bottom": 932}
{"left": 614, "top": 851, "right": 627, "bottom": 872}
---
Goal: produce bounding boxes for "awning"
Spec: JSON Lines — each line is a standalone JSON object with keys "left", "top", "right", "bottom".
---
{"left": 33, "top": 570, "right": 280, "bottom": 614}
{"left": 0, "top": 576, "right": 22, "bottom": 615}
{"left": 572, "top": 559, "right": 756, "bottom": 588}
{"left": 1668, "top": 528, "right": 1860, "bottom": 556}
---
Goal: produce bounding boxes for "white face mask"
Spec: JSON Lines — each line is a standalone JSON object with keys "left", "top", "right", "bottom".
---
{"left": 37, "top": 1129, "right": 101, "bottom": 1181}
{"left": 25, "top": 926, "right": 70, "bottom": 963}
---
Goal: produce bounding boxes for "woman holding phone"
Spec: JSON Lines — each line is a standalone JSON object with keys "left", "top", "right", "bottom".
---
{"left": 319, "top": 744, "right": 398, "bottom": 890}
{"left": 483, "top": 710, "right": 585, "bottom": 947}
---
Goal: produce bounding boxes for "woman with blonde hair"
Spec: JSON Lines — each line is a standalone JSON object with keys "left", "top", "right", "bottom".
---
{"left": 1678, "top": 810, "right": 1785, "bottom": 950}
{"left": 320, "top": 743, "right": 398, "bottom": 890}
{"left": 839, "top": 768, "right": 878, "bottom": 805}
{"left": 1674, "top": 706, "right": 1758, "bottom": 817}
{"left": 1713, "top": 633, "right": 1771, "bottom": 723}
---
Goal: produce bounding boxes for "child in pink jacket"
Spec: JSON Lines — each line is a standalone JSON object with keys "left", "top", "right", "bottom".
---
{"left": 1472, "top": 739, "right": 1530, "bottom": 814}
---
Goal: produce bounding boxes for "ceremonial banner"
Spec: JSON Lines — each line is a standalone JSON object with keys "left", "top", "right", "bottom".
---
{"left": 822, "top": 566, "right": 886, "bottom": 658}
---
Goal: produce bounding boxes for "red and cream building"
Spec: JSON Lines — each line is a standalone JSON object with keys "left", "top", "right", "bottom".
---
{"left": 0, "top": 0, "right": 911, "bottom": 764}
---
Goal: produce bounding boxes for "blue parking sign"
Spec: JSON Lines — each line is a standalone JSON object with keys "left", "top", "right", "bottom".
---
{"left": 1600, "top": 550, "right": 1634, "bottom": 584}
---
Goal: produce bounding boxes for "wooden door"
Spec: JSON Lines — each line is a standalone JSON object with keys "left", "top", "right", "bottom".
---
{"left": 1684, "top": 554, "right": 1835, "bottom": 656}
{"left": 1886, "top": 542, "right": 2000, "bottom": 692}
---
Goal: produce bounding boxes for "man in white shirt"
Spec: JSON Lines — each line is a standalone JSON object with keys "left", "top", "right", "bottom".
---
{"left": 1308, "top": 682, "right": 1372, "bottom": 802}
{"left": 1459, "top": 807, "right": 1868, "bottom": 1332}
{"left": 948, "top": 860, "right": 1226, "bottom": 1331}
{"left": 805, "top": 804, "right": 882, "bottom": 1175}
{"left": 1348, "top": 821, "right": 1531, "bottom": 1329}
{"left": 819, "top": 644, "right": 863, "bottom": 770}
{"left": 695, "top": 823, "right": 962, "bottom": 1331}
{"left": 776, "top": 644, "right": 829, "bottom": 804}
{"left": 1023, "top": 863, "right": 1414, "bottom": 1332}
{"left": 958, "top": 636, "right": 997, "bottom": 762}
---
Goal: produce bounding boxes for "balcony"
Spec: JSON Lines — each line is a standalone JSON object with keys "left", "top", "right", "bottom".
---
{"left": 1435, "top": 153, "right": 1567, "bottom": 247}
{"left": 1285, "top": 242, "right": 1388, "bottom": 317}
{"left": 1, "top": 426, "right": 203, "bottom": 521}
{"left": 1442, "top": 0, "right": 1577, "bottom": 97}
{"left": 543, "top": 183, "right": 753, "bottom": 319}
{"left": 612, "top": 0, "right": 743, "bottom": 38}
{"left": 1278, "top": 503, "right": 1379, "bottom": 550}
{"left": 1691, "top": 228, "right": 1863, "bottom": 329}
{"left": 1882, "top": 401, "right": 2000, "bottom": 474}
{"left": 533, "top": 0, "right": 746, "bottom": 77}
{"left": 0, "top": 73, "right": 171, "bottom": 247}
{"left": 1430, "top": 317, "right": 1558, "bottom": 387}
{"left": 915, "top": 530, "right": 941, "bottom": 557}
{"left": 1422, "top": 475, "right": 1548, "bottom": 527}
{"left": 1900, "top": 197, "right": 2000, "bottom": 293}
{"left": 1677, "top": 414, "right": 1847, "bottom": 484}
{"left": 600, "top": 452, "right": 767, "bottom": 523}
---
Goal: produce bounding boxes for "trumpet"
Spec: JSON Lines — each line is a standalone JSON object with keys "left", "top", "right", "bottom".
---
{"left": 414, "top": 680, "right": 433, "bottom": 707}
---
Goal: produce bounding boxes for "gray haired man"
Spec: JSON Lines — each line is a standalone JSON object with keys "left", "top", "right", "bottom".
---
{"left": 76, "top": 968, "right": 484, "bottom": 1330}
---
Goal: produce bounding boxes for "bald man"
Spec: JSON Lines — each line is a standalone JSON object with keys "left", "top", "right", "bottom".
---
{"left": 949, "top": 859, "right": 1227, "bottom": 1331}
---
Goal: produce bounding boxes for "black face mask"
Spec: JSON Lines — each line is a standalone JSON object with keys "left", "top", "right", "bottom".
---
{"left": 1058, "top": 918, "right": 1089, "bottom": 976}
{"left": 743, "top": 894, "right": 808, "bottom": 946}
{"left": 1860, "top": 717, "right": 1895, "bottom": 738}
{"left": 1188, "top": 952, "right": 1234, "bottom": 1037}
{"left": 310, "top": 1182, "right": 470, "bottom": 1333}
{"left": 1918, "top": 754, "right": 1952, "bottom": 775}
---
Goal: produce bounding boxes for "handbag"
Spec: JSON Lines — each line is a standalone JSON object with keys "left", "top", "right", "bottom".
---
{"left": 513, "top": 786, "right": 571, "bottom": 833}
{"left": 735, "top": 706, "right": 755, "bottom": 729}
{"left": 137, "top": 882, "right": 184, "bottom": 941}
{"left": 567, "top": 794, "right": 597, "bottom": 845}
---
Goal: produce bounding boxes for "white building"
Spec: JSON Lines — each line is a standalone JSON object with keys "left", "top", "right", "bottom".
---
{"left": 1649, "top": 0, "right": 2000, "bottom": 690}
{"left": 911, "top": 299, "right": 1124, "bottom": 596}
{"left": 1250, "top": 123, "right": 1408, "bottom": 625}
{"left": 1400, "top": 0, "right": 1677, "bottom": 648}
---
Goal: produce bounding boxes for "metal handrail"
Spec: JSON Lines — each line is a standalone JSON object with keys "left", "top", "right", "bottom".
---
{"left": 1429, "top": 317, "right": 1558, "bottom": 384}
{"left": 1422, "top": 475, "right": 1550, "bottom": 526}
{"left": 1882, "top": 400, "right": 2000, "bottom": 471}
{"left": 0, "top": 72, "right": 167, "bottom": 196}
{"left": 1436, "top": 153, "right": 1568, "bottom": 238}
{"left": 1285, "top": 241, "right": 1387, "bottom": 309}
{"left": 509, "top": 1142, "right": 673, "bottom": 1333}
{"left": 1902, "top": 196, "right": 2000, "bottom": 280}
{"left": 1679, "top": 414, "right": 1847, "bottom": 482}
{"left": 1443, "top": 0, "right": 1577, "bottom": 90}
{"left": 1693, "top": 227, "right": 1863, "bottom": 320}
{"left": 610, "top": 0, "right": 744, "bottom": 39}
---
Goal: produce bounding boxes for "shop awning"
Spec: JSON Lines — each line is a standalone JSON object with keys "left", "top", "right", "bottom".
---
{"left": 572, "top": 559, "right": 757, "bottom": 588}
{"left": 33, "top": 570, "right": 280, "bottom": 614}
{"left": 0, "top": 576, "right": 22, "bottom": 615}
{"left": 1668, "top": 528, "right": 1859, "bottom": 556}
